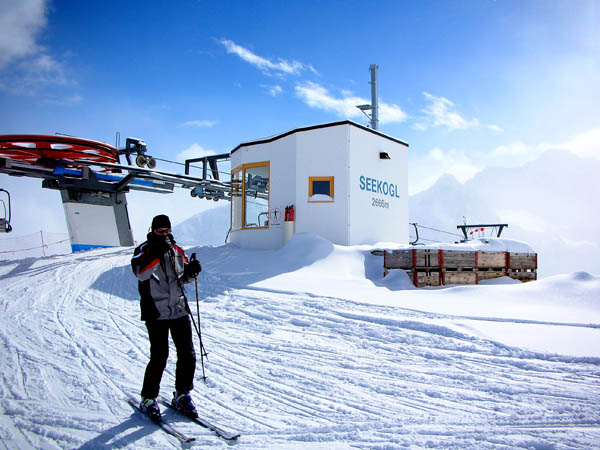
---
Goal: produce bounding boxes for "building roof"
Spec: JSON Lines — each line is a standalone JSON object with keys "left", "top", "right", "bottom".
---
{"left": 230, "top": 120, "right": 409, "bottom": 155}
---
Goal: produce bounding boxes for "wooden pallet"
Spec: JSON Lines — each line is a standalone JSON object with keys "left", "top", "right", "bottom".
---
{"left": 507, "top": 269, "right": 537, "bottom": 282}
{"left": 384, "top": 249, "right": 413, "bottom": 269}
{"left": 442, "top": 271, "right": 478, "bottom": 285}
{"left": 443, "top": 250, "right": 476, "bottom": 269}
{"left": 477, "top": 251, "right": 506, "bottom": 268}
{"left": 385, "top": 249, "right": 443, "bottom": 268}
{"left": 478, "top": 270, "right": 507, "bottom": 281}
{"left": 410, "top": 270, "right": 442, "bottom": 287}
{"left": 508, "top": 253, "right": 537, "bottom": 270}
{"left": 382, "top": 248, "right": 538, "bottom": 287}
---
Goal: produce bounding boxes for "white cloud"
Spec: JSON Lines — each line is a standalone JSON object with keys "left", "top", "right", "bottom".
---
{"left": 429, "top": 148, "right": 482, "bottom": 181}
{"left": 560, "top": 128, "right": 600, "bottom": 159}
{"left": 44, "top": 93, "right": 83, "bottom": 105}
{"left": 487, "top": 124, "right": 504, "bottom": 133}
{"left": 261, "top": 84, "right": 283, "bottom": 97}
{"left": 0, "top": 0, "right": 70, "bottom": 95}
{"left": 1, "top": 55, "right": 68, "bottom": 96}
{"left": 491, "top": 141, "right": 540, "bottom": 159}
{"left": 421, "top": 92, "right": 480, "bottom": 131}
{"left": 66, "top": 94, "right": 83, "bottom": 104}
{"left": 219, "top": 39, "right": 309, "bottom": 76}
{"left": 176, "top": 143, "right": 216, "bottom": 163}
{"left": 182, "top": 120, "right": 217, "bottom": 128}
{"left": 490, "top": 128, "right": 600, "bottom": 163}
{"left": 21, "top": 54, "right": 67, "bottom": 84}
{"left": 379, "top": 101, "right": 409, "bottom": 124}
{"left": 0, "top": 0, "right": 47, "bottom": 69}
{"left": 295, "top": 81, "right": 407, "bottom": 124}
{"left": 295, "top": 82, "right": 362, "bottom": 117}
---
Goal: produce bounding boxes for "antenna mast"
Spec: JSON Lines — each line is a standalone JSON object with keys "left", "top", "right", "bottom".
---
{"left": 356, "top": 64, "right": 379, "bottom": 130}
{"left": 369, "top": 64, "right": 378, "bottom": 130}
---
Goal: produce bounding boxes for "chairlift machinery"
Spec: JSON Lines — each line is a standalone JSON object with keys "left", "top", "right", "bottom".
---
{"left": 457, "top": 223, "right": 508, "bottom": 242}
{"left": 0, "top": 134, "right": 234, "bottom": 249}
{"left": 185, "top": 152, "right": 233, "bottom": 202}
{"left": 408, "top": 222, "right": 509, "bottom": 245}
{"left": 0, "top": 134, "right": 233, "bottom": 197}
{"left": 116, "top": 136, "right": 157, "bottom": 169}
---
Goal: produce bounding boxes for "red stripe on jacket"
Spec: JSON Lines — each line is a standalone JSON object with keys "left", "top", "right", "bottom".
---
{"left": 137, "top": 257, "right": 160, "bottom": 274}
{"left": 174, "top": 245, "right": 188, "bottom": 263}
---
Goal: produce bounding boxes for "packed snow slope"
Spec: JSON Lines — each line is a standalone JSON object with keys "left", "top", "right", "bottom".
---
{"left": 1, "top": 234, "right": 600, "bottom": 449}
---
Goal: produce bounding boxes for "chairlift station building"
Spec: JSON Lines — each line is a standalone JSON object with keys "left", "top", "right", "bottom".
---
{"left": 229, "top": 120, "right": 409, "bottom": 249}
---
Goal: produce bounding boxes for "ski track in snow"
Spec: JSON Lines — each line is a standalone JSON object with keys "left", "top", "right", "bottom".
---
{"left": 0, "top": 248, "right": 599, "bottom": 449}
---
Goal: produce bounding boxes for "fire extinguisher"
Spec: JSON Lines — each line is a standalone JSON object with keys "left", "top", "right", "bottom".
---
{"left": 284, "top": 205, "right": 295, "bottom": 221}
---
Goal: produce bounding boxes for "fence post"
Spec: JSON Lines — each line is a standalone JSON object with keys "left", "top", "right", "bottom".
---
{"left": 40, "top": 231, "right": 46, "bottom": 257}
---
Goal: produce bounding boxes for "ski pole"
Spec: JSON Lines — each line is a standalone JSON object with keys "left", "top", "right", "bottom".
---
{"left": 190, "top": 253, "right": 209, "bottom": 381}
{"left": 166, "top": 243, "right": 208, "bottom": 381}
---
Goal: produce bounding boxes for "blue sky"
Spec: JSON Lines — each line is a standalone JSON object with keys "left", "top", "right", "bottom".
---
{"left": 0, "top": 0, "right": 599, "bottom": 237}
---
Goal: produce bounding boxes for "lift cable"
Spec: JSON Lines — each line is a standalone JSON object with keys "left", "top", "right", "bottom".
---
{"left": 151, "top": 157, "right": 232, "bottom": 179}
{"left": 414, "top": 224, "right": 463, "bottom": 238}
{"left": 408, "top": 235, "right": 444, "bottom": 243}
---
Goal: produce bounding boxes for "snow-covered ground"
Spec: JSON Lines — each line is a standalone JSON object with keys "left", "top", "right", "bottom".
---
{"left": 1, "top": 234, "right": 599, "bottom": 449}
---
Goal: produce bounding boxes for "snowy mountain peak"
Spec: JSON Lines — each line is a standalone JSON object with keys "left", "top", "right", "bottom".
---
{"left": 428, "top": 172, "right": 462, "bottom": 192}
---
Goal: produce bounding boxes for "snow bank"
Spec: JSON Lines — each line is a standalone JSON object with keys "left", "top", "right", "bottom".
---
{"left": 190, "top": 233, "right": 600, "bottom": 357}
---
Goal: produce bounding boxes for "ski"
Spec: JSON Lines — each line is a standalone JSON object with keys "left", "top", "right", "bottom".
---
{"left": 160, "top": 399, "right": 241, "bottom": 441}
{"left": 127, "top": 398, "right": 196, "bottom": 444}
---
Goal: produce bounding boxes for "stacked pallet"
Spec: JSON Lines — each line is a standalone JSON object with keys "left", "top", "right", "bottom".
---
{"left": 383, "top": 248, "right": 537, "bottom": 287}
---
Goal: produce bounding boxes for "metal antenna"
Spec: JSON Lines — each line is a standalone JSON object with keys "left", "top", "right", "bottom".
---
{"left": 356, "top": 64, "right": 379, "bottom": 130}
{"left": 369, "top": 64, "right": 378, "bottom": 130}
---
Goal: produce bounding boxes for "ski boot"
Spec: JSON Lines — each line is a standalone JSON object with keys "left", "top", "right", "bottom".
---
{"left": 172, "top": 391, "right": 198, "bottom": 419}
{"left": 140, "top": 398, "right": 162, "bottom": 423}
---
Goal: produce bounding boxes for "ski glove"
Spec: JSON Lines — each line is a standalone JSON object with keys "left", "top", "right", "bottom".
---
{"left": 147, "top": 233, "right": 171, "bottom": 259}
{"left": 185, "top": 260, "right": 202, "bottom": 278}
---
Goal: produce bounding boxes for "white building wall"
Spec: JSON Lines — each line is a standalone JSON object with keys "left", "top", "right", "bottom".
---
{"left": 294, "top": 126, "right": 350, "bottom": 245}
{"left": 348, "top": 126, "right": 408, "bottom": 245}
{"left": 229, "top": 121, "right": 408, "bottom": 249}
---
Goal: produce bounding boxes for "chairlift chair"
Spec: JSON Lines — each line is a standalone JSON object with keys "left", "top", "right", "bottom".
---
{"left": 0, "top": 188, "right": 12, "bottom": 233}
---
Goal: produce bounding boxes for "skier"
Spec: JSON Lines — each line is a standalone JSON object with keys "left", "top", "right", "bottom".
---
{"left": 131, "top": 214, "right": 202, "bottom": 422}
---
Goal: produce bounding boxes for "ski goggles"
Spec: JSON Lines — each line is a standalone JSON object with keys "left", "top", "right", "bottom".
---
{"left": 154, "top": 228, "right": 171, "bottom": 235}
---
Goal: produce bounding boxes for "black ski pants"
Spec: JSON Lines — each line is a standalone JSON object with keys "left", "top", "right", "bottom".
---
{"left": 141, "top": 315, "right": 196, "bottom": 399}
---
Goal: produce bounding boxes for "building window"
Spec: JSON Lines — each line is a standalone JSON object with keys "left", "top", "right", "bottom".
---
{"left": 231, "top": 161, "right": 270, "bottom": 230}
{"left": 308, "top": 176, "right": 334, "bottom": 202}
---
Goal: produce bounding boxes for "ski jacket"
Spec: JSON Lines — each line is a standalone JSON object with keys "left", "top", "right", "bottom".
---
{"left": 131, "top": 240, "right": 193, "bottom": 321}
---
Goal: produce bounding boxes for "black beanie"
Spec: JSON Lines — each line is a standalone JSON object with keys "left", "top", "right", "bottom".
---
{"left": 151, "top": 214, "right": 171, "bottom": 230}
